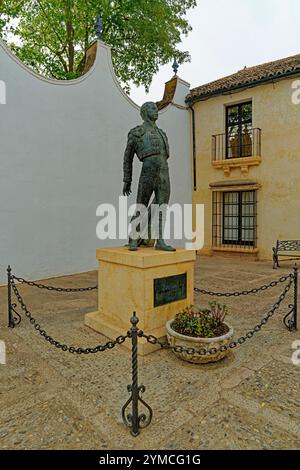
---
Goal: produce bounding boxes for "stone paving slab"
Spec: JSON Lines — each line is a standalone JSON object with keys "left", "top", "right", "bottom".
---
{"left": 0, "top": 255, "right": 299, "bottom": 449}
{"left": 164, "top": 398, "right": 300, "bottom": 450}
{"left": 0, "top": 392, "right": 108, "bottom": 450}
{"left": 236, "top": 362, "right": 300, "bottom": 421}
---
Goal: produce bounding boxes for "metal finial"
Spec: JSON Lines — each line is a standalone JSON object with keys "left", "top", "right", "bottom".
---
{"left": 130, "top": 311, "right": 139, "bottom": 326}
{"left": 172, "top": 57, "right": 179, "bottom": 76}
{"left": 95, "top": 14, "right": 102, "bottom": 39}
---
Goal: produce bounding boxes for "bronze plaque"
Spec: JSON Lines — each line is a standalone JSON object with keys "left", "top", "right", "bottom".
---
{"left": 154, "top": 273, "right": 187, "bottom": 307}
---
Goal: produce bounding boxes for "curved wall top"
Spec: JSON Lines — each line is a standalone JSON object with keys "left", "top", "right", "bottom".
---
{"left": 0, "top": 37, "right": 192, "bottom": 283}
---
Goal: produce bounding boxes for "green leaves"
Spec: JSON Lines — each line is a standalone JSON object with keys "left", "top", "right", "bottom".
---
{"left": 172, "top": 303, "right": 230, "bottom": 338}
{"left": 0, "top": 0, "right": 196, "bottom": 89}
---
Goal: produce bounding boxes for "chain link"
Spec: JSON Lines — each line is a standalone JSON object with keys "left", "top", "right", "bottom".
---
{"left": 194, "top": 273, "right": 293, "bottom": 297}
{"left": 141, "top": 275, "right": 294, "bottom": 355}
{"left": 12, "top": 275, "right": 97, "bottom": 293}
{"left": 10, "top": 278, "right": 128, "bottom": 354}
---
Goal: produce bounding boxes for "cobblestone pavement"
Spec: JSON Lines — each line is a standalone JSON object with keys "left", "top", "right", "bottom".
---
{"left": 0, "top": 255, "right": 299, "bottom": 450}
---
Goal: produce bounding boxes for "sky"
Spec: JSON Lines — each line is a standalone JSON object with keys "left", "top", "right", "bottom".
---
{"left": 129, "top": 0, "right": 300, "bottom": 105}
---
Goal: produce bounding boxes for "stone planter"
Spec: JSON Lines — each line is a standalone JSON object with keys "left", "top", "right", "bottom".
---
{"left": 166, "top": 320, "right": 234, "bottom": 364}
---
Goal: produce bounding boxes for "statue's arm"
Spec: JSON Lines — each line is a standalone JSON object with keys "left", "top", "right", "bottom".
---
{"left": 161, "top": 129, "right": 170, "bottom": 159}
{"left": 122, "top": 131, "right": 135, "bottom": 196}
{"left": 166, "top": 137, "right": 170, "bottom": 159}
{"left": 123, "top": 131, "right": 135, "bottom": 184}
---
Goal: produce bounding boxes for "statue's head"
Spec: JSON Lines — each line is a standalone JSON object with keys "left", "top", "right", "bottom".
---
{"left": 140, "top": 102, "right": 158, "bottom": 123}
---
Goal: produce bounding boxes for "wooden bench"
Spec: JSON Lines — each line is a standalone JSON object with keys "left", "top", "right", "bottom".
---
{"left": 272, "top": 240, "right": 300, "bottom": 268}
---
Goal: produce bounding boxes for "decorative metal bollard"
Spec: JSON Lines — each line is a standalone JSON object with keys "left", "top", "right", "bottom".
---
{"left": 122, "top": 312, "right": 153, "bottom": 436}
{"left": 7, "top": 265, "right": 12, "bottom": 328}
{"left": 283, "top": 264, "right": 298, "bottom": 331}
{"left": 7, "top": 265, "right": 21, "bottom": 328}
{"left": 293, "top": 264, "right": 298, "bottom": 330}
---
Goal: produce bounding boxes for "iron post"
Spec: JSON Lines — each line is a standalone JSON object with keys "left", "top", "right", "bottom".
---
{"left": 7, "top": 265, "right": 13, "bottom": 328}
{"left": 122, "top": 312, "right": 152, "bottom": 436}
{"left": 293, "top": 264, "right": 298, "bottom": 330}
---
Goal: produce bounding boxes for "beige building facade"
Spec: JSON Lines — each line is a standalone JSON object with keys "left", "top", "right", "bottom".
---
{"left": 186, "top": 55, "right": 300, "bottom": 260}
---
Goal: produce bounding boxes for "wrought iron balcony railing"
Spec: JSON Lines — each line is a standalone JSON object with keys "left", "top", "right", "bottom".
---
{"left": 212, "top": 128, "right": 261, "bottom": 162}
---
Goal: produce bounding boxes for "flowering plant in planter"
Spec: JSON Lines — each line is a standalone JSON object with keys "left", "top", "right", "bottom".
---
{"left": 172, "top": 302, "right": 229, "bottom": 338}
{"left": 166, "top": 303, "right": 234, "bottom": 364}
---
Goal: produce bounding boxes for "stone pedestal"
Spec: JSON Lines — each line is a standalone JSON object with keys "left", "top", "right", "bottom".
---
{"left": 85, "top": 247, "right": 196, "bottom": 355}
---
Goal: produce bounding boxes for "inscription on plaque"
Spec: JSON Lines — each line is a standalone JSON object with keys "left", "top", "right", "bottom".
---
{"left": 154, "top": 273, "right": 187, "bottom": 307}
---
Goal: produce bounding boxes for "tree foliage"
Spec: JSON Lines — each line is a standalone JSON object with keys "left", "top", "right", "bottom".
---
{"left": 0, "top": 0, "right": 196, "bottom": 90}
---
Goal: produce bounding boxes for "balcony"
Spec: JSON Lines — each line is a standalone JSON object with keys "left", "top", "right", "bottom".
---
{"left": 212, "top": 128, "right": 262, "bottom": 177}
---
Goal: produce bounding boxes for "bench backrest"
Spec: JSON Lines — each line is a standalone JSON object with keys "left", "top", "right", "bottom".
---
{"left": 277, "top": 240, "right": 300, "bottom": 251}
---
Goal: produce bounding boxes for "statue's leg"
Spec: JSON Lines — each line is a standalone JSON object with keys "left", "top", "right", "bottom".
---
{"left": 128, "top": 163, "right": 155, "bottom": 250}
{"left": 156, "top": 166, "right": 170, "bottom": 205}
{"left": 138, "top": 195, "right": 157, "bottom": 247}
{"left": 155, "top": 166, "right": 176, "bottom": 251}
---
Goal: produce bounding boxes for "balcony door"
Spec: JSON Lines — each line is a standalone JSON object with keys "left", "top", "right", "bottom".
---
{"left": 226, "top": 102, "right": 252, "bottom": 159}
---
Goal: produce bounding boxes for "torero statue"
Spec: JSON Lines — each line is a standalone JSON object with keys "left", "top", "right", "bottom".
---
{"left": 122, "top": 101, "right": 176, "bottom": 252}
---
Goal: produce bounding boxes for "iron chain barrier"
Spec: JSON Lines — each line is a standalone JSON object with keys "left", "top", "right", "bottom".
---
{"left": 11, "top": 273, "right": 97, "bottom": 293}
{"left": 194, "top": 272, "right": 293, "bottom": 297}
{"left": 140, "top": 272, "right": 295, "bottom": 356}
{"left": 194, "top": 265, "right": 298, "bottom": 332}
{"left": 10, "top": 276, "right": 127, "bottom": 354}
{"left": 6, "top": 264, "right": 298, "bottom": 437}
{"left": 7, "top": 266, "right": 152, "bottom": 437}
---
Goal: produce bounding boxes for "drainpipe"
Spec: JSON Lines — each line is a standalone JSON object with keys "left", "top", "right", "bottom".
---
{"left": 188, "top": 104, "right": 197, "bottom": 191}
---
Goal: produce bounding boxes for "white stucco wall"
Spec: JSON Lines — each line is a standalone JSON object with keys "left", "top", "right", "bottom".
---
{"left": 0, "top": 39, "right": 192, "bottom": 283}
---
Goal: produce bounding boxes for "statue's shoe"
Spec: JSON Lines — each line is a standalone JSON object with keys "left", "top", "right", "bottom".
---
{"left": 129, "top": 240, "right": 138, "bottom": 251}
{"left": 155, "top": 240, "right": 176, "bottom": 252}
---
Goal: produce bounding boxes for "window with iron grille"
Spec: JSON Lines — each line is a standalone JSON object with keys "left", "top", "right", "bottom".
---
{"left": 212, "top": 190, "right": 257, "bottom": 249}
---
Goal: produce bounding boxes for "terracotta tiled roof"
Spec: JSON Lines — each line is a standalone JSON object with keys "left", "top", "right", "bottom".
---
{"left": 156, "top": 76, "right": 178, "bottom": 110}
{"left": 186, "top": 54, "right": 300, "bottom": 103}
